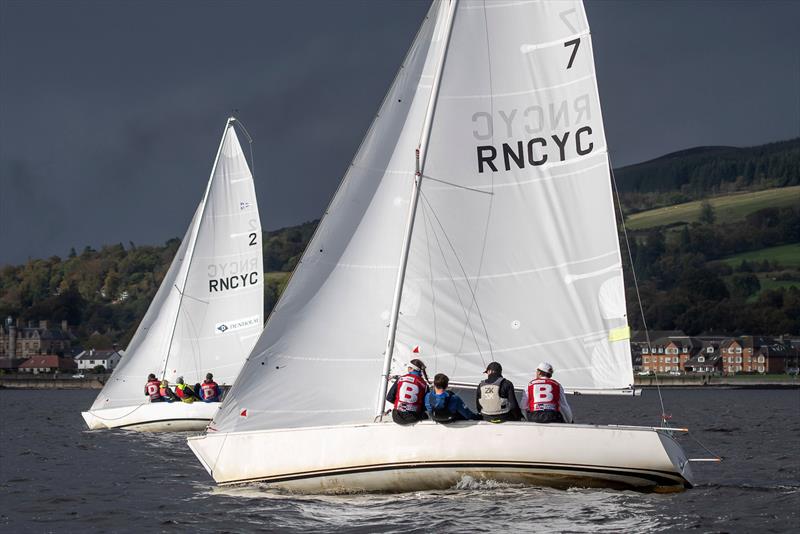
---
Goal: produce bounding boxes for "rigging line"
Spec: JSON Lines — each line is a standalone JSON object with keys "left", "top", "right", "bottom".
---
{"left": 420, "top": 189, "right": 492, "bottom": 369}
{"left": 687, "top": 430, "right": 723, "bottom": 461}
{"left": 178, "top": 300, "right": 203, "bottom": 382}
{"left": 420, "top": 194, "right": 481, "bottom": 371}
{"left": 420, "top": 203, "right": 441, "bottom": 373}
{"left": 172, "top": 285, "right": 209, "bottom": 305}
{"left": 608, "top": 158, "right": 668, "bottom": 426}
{"left": 87, "top": 402, "right": 148, "bottom": 422}
{"left": 421, "top": 174, "right": 494, "bottom": 195}
{"left": 470, "top": 0, "right": 497, "bottom": 362}
{"left": 231, "top": 116, "right": 256, "bottom": 180}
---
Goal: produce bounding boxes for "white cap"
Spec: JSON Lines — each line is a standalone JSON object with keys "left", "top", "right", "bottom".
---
{"left": 536, "top": 362, "right": 553, "bottom": 374}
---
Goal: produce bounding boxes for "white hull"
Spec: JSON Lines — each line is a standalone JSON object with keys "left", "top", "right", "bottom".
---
{"left": 188, "top": 421, "right": 693, "bottom": 493}
{"left": 82, "top": 402, "right": 220, "bottom": 432}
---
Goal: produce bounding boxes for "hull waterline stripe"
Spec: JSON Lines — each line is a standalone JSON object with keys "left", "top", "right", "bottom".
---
{"left": 216, "top": 460, "right": 690, "bottom": 489}
{"left": 116, "top": 418, "right": 211, "bottom": 429}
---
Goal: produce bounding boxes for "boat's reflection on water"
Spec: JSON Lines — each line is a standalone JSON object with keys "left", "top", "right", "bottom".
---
{"left": 207, "top": 479, "right": 664, "bottom": 532}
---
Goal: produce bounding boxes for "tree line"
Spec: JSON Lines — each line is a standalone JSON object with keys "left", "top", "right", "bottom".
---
{"left": 2, "top": 138, "right": 798, "bottom": 346}
{"left": 616, "top": 138, "right": 799, "bottom": 213}
{"left": 626, "top": 205, "right": 800, "bottom": 335}
{"left": 0, "top": 222, "right": 318, "bottom": 347}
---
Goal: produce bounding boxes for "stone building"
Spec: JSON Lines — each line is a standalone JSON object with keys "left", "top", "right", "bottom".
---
{"left": 0, "top": 317, "right": 75, "bottom": 360}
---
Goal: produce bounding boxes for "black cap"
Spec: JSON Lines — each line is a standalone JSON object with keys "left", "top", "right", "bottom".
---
{"left": 484, "top": 362, "right": 502, "bottom": 374}
{"left": 206, "top": 373, "right": 213, "bottom": 380}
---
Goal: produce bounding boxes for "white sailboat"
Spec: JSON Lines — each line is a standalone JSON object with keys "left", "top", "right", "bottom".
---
{"left": 82, "top": 117, "right": 264, "bottom": 431}
{"left": 189, "top": 0, "right": 694, "bottom": 491}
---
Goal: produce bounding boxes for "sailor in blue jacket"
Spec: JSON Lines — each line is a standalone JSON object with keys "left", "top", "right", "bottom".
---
{"left": 424, "top": 373, "right": 480, "bottom": 423}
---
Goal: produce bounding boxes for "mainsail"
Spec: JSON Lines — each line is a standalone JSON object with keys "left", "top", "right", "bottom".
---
{"left": 212, "top": 0, "right": 631, "bottom": 435}
{"left": 90, "top": 119, "right": 263, "bottom": 411}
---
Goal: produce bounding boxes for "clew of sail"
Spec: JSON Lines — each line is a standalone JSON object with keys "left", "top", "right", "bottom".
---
{"left": 393, "top": 0, "right": 633, "bottom": 393}
{"left": 89, "top": 120, "right": 263, "bottom": 412}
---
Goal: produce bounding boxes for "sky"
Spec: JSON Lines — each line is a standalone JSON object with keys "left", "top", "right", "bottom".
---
{"left": 1, "top": 0, "right": 798, "bottom": 264}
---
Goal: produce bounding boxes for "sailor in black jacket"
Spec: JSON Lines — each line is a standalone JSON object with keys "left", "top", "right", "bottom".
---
{"left": 476, "top": 361, "right": 522, "bottom": 422}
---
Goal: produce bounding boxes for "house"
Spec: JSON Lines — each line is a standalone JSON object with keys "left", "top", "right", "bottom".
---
{"left": 18, "top": 355, "right": 77, "bottom": 374}
{"left": 75, "top": 349, "right": 123, "bottom": 371}
{"left": 715, "top": 336, "right": 796, "bottom": 374}
{"left": 639, "top": 335, "right": 704, "bottom": 374}
{"left": 682, "top": 338, "right": 722, "bottom": 373}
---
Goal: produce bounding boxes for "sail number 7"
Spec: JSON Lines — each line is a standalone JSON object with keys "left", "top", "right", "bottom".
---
{"left": 565, "top": 38, "right": 580, "bottom": 69}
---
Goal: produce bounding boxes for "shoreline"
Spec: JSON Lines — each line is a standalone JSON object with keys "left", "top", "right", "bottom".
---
{"left": 1, "top": 375, "right": 798, "bottom": 390}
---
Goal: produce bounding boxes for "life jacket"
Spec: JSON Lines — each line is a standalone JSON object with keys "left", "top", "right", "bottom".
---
{"left": 159, "top": 382, "right": 172, "bottom": 398}
{"left": 527, "top": 377, "right": 562, "bottom": 413}
{"left": 175, "top": 383, "right": 195, "bottom": 403}
{"left": 429, "top": 391, "right": 455, "bottom": 423}
{"left": 393, "top": 373, "right": 427, "bottom": 413}
{"left": 478, "top": 377, "right": 510, "bottom": 415}
{"left": 201, "top": 380, "right": 219, "bottom": 400}
{"left": 145, "top": 379, "right": 161, "bottom": 401}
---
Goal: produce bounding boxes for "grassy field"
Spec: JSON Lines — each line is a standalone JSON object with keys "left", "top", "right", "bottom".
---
{"left": 719, "top": 243, "right": 800, "bottom": 268}
{"left": 625, "top": 186, "right": 800, "bottom": 230}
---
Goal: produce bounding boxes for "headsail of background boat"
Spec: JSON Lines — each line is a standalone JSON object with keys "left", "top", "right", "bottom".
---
{"left": 89, "top": 119, "right": 263, "bottom": 411}
{"left": 211, "top": 0, "right": 631, "bottom": 436}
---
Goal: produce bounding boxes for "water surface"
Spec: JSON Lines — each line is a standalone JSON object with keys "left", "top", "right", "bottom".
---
{"left": 1, "top": 388, "right": 797, "bottom": 532}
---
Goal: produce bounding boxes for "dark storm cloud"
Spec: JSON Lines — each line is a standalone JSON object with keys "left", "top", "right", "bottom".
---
{"left": 1, "top": 0, "right": 798, "bottom": 264}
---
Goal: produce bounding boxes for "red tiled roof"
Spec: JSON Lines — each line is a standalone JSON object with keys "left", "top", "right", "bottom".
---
{"left": 19, "top": 355, "right": 76, "bottom": 369}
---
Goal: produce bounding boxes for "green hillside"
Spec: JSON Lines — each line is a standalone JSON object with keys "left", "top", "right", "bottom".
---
{"left": 615, "top": 138, "right": 799, "bottom": 194}
{"left": 719, "top": 244, "right": 800, "bottom": 269}
{"left": 626, "top": 186, "right": 800, "bottom": 230}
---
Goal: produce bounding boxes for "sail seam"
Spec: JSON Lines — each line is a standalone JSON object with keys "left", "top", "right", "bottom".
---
{"left": 432, "top": 74, "right": 593, "bottom": 99}
{"left": 425, "top": 157, "right": 609, "bottom": 192}
{"left": 409, "top": 250, "right": 618, "bottom": 282}
{"left": 520, "top": 30, "right": 590, "bottom": 53}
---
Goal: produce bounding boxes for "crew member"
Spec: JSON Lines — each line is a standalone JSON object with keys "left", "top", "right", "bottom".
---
{"left": 425, "top": 373, "right": 479, "bottom": 423}
{"left": 159, "top": 379, "right": 177, "bottom": 402}
{"left": 174, "top": 376, "right": 197, "bottom": 403}
{"left": 199, "top": 373, "right": 221, "bottom": 402}
{"left": 476, "top": 361, "right": 522, "bottom": 422}
{"left": 385, "top": 359, "right": 429, "bottom": 425}
{"left": 521, "top": 361, "right": 574, "bottom": 423}
{"left": 144, "top": 373, "right": 162, "bottom": 402}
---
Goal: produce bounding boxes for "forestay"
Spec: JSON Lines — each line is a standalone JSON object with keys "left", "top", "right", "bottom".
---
{"left": 90, "top": 121, "right": 263, "bottom": 411}
{"left": 211, "top": 0, "right": 631, "bottom": 435}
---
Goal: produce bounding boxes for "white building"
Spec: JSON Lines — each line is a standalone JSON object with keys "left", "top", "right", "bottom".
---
{"left": 75, "top": 349, "right": 123, "bottom": 371}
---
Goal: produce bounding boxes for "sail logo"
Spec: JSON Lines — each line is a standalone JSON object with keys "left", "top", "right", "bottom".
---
{"left": 471, "top": 96, "right": 596, "bottom": 173}
{"left": 215, "top": 315, "right": 261, "bottom": 335}
{"left": 239, "top": 201, "right": 251, "bottom": 210}
{"left": 208, "top": 257, "right": 260, "bottom": 293}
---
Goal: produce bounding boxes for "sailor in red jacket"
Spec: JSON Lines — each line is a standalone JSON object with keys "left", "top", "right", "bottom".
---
{"left": 144, "top": 373, "right": 163, "bottom": 402}
{"left": 199, "top": 373, "right": 221, "bottom": 402}
{"left": 385, "top": 358, "right": 430, "bottom": 425}
{"left": 521, "top": 362, "right": 574, "bottom": 423}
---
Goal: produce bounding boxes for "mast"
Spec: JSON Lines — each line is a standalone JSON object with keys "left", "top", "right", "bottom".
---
{"left": 160, "top": 117, "right": 235, "bottom": 380}
{"left": 376, "top": 0, "right": 458, "bottom": 419}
